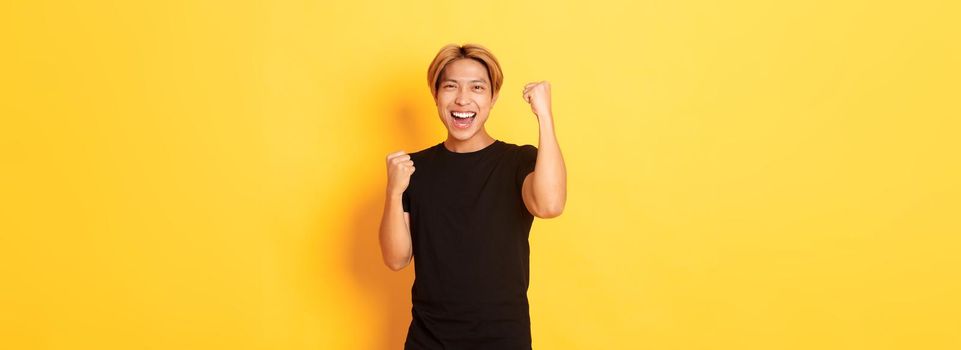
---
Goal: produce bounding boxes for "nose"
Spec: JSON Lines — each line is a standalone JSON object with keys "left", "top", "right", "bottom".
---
{"left": 455, "top": 88, "right": 470, "bottom": 105}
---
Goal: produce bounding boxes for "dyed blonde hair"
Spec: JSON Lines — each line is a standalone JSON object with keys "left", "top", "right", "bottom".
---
{"left": 427, "top": 43, "right": 504, "bottom": 100}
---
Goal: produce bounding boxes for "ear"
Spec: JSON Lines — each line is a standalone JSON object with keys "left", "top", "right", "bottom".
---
{"left": 491, "top": 92, "right": 499, "bottom": 105}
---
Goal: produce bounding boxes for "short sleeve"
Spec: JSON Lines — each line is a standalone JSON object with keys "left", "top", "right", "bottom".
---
{"left": 402, "top": 189, "right": 411, "bottom": 213}
{"left": 515, "top": 144, "right": 538, "bottom": 191}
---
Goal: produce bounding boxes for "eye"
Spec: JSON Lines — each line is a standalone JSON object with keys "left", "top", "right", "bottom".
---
{"left": 443, "top": 84, "right": 456, "bottom": 89}
{"left": 473, "top": 85, "right": 485, "bottom": 91}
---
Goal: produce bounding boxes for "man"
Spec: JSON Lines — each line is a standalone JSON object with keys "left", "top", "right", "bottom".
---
{"left": 379, "top": 43, "right": 567, "bottom": 349}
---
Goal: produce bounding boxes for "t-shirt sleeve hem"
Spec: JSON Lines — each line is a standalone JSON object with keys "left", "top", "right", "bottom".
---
{"left": 515, "top": 144, "right": 538, "bottom": 191}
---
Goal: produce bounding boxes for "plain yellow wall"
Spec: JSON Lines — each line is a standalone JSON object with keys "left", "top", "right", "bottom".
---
{"left": 2, "top": 0, "right": 959, "bottom": 349}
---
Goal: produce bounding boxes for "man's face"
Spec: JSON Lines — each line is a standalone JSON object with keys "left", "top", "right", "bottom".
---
{"left": 435, "top": 58, "right": 498, "bottom": 140}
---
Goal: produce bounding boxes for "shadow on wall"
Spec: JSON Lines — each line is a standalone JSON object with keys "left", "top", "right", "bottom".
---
{"left": 344, "top": 68, "right": 437, "bottom": 349}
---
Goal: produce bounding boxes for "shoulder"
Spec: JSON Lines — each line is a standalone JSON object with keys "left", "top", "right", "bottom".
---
{"left": 499, "top": 140, "right": 537, "bottom": 154}
{"left": 497, "top": 141, "right": 536, "bottom": 170}
{"left": 408, "top": 143, "right": 440, "bottom": 161}
{"left": 512, "top": 143, "right": 538, "bottom": 162}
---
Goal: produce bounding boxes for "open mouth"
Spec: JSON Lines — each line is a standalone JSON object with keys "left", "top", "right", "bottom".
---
{"left": 450, "top": 111, "right": 476, "bottom": 129}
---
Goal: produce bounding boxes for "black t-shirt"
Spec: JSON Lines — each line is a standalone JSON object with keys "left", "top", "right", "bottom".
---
{"left": 402, "top": 139, "right": 538, "bottom": 350}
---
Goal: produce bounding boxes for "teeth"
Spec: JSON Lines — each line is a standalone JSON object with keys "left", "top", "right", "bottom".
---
{"left": 452, "top": 111, "right": 476, "bottom": 119}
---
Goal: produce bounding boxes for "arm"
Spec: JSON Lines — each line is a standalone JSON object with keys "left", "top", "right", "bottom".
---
{"left": 379, "top": 151, "right": 415, "bottom": 271}
{"left": 379, "top": 194, "right": 412, "bottom": 271}
{"left": 521, "top": 81, "right": 567, "bottom": 218}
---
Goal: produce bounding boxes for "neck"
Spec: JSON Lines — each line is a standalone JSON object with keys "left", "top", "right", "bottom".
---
{"left": 444, "top": 131, "right": 496, "bottom": 153}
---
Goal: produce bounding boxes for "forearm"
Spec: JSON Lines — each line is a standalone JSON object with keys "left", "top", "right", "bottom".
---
{"left": 531, "top": 114, "right": 567, "bottom": 216}
{"left": 378, "top": 192, "right": 412, "bottom": 271}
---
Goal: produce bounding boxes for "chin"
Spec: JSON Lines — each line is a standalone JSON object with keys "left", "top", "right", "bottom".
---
{"left": 447, "top": 129, "right": 475, "bottom": 140}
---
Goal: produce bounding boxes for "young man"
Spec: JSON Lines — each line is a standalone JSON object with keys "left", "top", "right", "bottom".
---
{"left": 379, "top": 43, "right": 567, "bottom": 349}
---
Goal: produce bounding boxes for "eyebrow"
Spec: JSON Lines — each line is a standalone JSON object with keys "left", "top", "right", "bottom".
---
{"left": 441, "top": 78, "right": 489, "bottom": 85}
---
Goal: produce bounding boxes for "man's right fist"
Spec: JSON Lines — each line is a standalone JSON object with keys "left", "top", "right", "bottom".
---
{"left": 386, "top": 150, "right": 415, "bottom": 196}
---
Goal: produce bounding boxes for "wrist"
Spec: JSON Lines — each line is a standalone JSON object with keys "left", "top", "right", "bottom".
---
{"left": 387, "top": 190, "right": 404, "bottom": 199}
{"left": 536, "top": 110, "right": 553, "bottom": 122}
{"left": 537, "top": 113, "right": 555, "bottom": 127}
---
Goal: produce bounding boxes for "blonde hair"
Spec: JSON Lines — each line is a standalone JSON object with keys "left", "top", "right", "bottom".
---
{"left": 427, "top": 43, "right": 504, "bottom": 100}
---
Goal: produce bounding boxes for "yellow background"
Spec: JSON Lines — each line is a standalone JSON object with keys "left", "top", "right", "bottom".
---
{"left": 2, "top": 0, "right": 959, "bottom": 349}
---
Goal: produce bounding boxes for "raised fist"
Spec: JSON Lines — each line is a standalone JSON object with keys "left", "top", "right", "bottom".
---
{"left": 386, "top": 151, "right": 415, "bottom": 196}
{"left": 522, "top": 80, "right": 552, "bottom": 118}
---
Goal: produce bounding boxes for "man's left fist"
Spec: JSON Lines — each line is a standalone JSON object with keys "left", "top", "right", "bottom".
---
{"left": 522, "top": 81, "right": 552, "bottom": 119}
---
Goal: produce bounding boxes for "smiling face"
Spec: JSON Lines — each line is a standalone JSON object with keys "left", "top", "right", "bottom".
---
{"left": 435, "top": 58, "right": 498, "bottom": 142}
